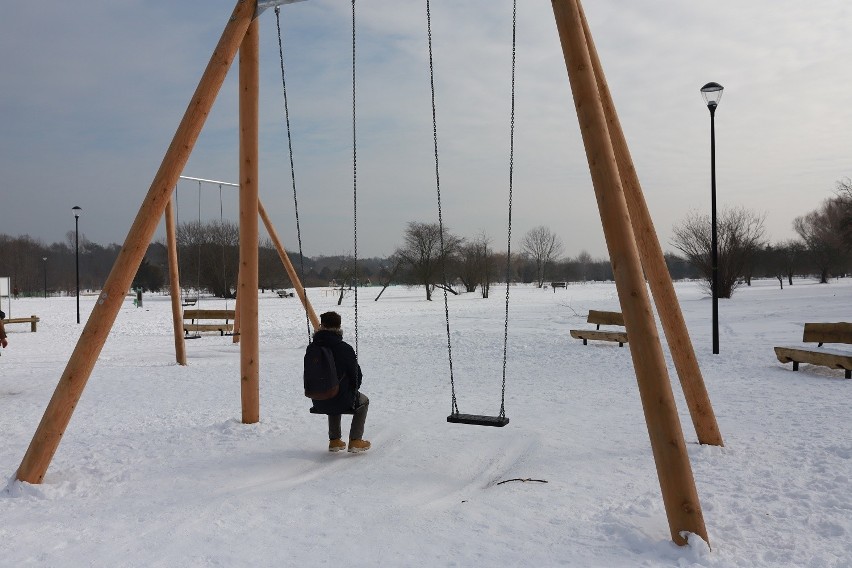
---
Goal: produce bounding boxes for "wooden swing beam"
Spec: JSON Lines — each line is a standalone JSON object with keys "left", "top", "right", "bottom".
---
{"left": 552, "top": 0, "right": 709, "bottom": 545}
{"left": 17, "top": 0, "right": 256, "bottom": 484}
{"left": 576, "top": 4, "right": 723, "bottom": 448}
{"left": 165, "top": 196, "right": 187, "bottom": 366}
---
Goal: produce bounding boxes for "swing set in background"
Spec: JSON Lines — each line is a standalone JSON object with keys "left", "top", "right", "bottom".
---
{"left": 16, "top": 0, "right": 725, "bottom": 549}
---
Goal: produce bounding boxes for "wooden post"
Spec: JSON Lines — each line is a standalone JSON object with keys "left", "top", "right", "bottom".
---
{"left": 238, "top": 17, "right": 260, "bottom": 424}
{"left": 577, "top": 3, "right": 723, "bottom": 447}
{"left": 16, "top": 0, "right": 255, "bottom": 484}
{"left": 551, "top": 0, "right": 708, "bottom": 546}
{"left": 165, "top": 196, "right": 188, "bottom": 365}
{"left": 258, "top": 200, "right": 320, "bottom": 330}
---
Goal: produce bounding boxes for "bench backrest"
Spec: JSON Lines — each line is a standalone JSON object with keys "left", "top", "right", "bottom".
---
{"left": 184, "top": 309, "right": 235, "bottom": 321}
{"left": 803, "top": 322, "right": 852, "bottom": 345}
{"left": 587, "top": 310, "right": 624, "bottom": 327}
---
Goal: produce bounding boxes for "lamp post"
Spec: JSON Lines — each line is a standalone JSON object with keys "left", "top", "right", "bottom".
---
{"left": 72, "top": 206, "right": 82, "bottom": 324}
{"left": 700, "top": 82, "right": 723, "bottom": 355}
{"left": 42, "top": 257, "right": 47, "bottom": 299}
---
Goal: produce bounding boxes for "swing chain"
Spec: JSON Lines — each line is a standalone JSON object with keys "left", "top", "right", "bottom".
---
{"left": 426, "top": 0, "right": 458, "bottom": 417}
{"left": 352, "top": 0, "right": 359, "bottom": 357}
{"left": 499, "top": 0, "right": 517, "bottom": 420}
{"left": 275, "top": 6, "right": 312, "bottom": 343}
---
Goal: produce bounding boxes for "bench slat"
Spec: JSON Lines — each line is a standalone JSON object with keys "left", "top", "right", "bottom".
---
{"left": 183, "top": 309, "right": 235, "bottom": 320}
{"left": 802, "top": 322, "right": 852, "bottom": 345}
{"left": 2, "top": 315, "right": 40, "bottom": 332}
{"left": 570, "top": 329, "right": 628, "bottom": 345}
{"left": 587, "top": 310, "right": 624, "bottom": 327}
{"left": 774, "top": 346, "right": 852, "bottom": 371}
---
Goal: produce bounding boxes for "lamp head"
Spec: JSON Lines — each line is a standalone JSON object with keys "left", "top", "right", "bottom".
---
{"left": 700, "top": 82, "right": 724, "bottom": 109}
{"left": 72, "top": 205, "right": 82, "bottom": 218}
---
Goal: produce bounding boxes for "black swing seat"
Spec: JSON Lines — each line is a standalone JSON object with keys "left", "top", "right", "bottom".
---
{"left": 447, "top": 413, "right": 509, "bottom": 427}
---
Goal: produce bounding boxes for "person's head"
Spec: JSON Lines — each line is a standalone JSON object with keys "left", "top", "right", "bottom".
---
{"left": 319, "top": 311, "right": 342, "bottom": 333}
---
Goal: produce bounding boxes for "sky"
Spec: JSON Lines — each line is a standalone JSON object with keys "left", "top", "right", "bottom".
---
{"left": 1, "top": 0, "right": 850, "bottom": 260}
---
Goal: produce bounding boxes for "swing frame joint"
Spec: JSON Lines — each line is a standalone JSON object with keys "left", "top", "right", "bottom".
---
{"left": 255, "top": 0, "right": 309, "bottom": 19}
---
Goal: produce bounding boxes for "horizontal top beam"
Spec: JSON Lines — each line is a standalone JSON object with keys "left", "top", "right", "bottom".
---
{"left": 256, "top": 0, "right": 308, "bottom": 18}
{"left": 179, "top": 175, "right": 239, "bottom": 188}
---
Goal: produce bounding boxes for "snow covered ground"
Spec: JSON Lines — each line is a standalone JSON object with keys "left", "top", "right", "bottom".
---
{"left": 1, "top": 279, "right": 850, "bottom": 567}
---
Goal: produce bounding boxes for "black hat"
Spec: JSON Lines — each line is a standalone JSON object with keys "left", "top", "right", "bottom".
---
{"left": 320, "top": 311, "right": 342, "bottom": 329}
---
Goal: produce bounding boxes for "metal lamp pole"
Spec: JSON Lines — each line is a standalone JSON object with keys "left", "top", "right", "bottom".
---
{"left": 700, "top": 82, "right": 723, "bottom": 355}
{"left": 42, "top": 257, "right": 47, "bottom": 298}
{"left": 72, "top": 206, "right": 82, "bottom": 324}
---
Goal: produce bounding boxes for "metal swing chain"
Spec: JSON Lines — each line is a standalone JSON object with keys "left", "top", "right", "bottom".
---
{"left": 275, "top": 6, "right": 312, "bottom": 343}
{"left": 195, "top": 181, "right": 203, "bottom": 306}
{"left": 499, "top": 0, "right": 518, "bottom": 420}
{"left": 174, "top": 184, "right": 184, "bottom": 304}
{"left": 219, "top": 184, "right": 230, "bottom": 310}
{"left": 426, "top": 0, "right": 458, "bottom": 416}
{"left": 351, "top": 0, "right": 359, "bottom": 357}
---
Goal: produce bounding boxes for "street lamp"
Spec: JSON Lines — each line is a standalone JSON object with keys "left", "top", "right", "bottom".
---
{"left": 42, "top": 257, "right": 47, "bottom": 299}
{"left": 72, "top": 206, "right": 82, "bottom": 324}
{"left": 700, "top": 82, "right": 723, "bottom": 355}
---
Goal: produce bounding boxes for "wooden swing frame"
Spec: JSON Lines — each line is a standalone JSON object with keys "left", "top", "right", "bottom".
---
{"left": 17, "top": 0, "right": 721, "bottom": 548}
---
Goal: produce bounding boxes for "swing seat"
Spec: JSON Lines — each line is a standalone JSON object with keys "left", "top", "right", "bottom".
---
{"left": 447, "top": 413, "right": 509, "bottom": 427}
{"left": 310, "top": 401, "right": 367, "bottom": 416}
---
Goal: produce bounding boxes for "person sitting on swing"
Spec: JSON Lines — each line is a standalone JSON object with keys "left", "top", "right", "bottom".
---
{"left": 311, "top": 311, "right": 370, "bottom": 453}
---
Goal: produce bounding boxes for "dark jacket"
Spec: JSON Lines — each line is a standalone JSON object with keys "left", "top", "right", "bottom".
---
{"left": 309, "top": 329, "right": 363, "bottom": 414}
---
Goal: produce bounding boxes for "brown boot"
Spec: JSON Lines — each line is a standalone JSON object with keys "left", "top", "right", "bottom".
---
{"left": 328, "top": 438, "right": 346, "bottom": 452}
{"left": 348, "top": 439, "right": 371, "bottom": 453}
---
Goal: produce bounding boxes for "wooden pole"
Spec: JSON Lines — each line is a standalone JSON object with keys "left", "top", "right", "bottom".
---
{"left": 238, "top": 17, "right": 260, "bottom": 424}
{"left": 551, "top": 0, "right": 708, "bottom": 546}
{"left": 577, "top": 3, "right": 723, "bottom": 447}
{"left": 165, "top": 196, "right": 187, "bottom": 365}
{"left": 258, "top": 200, "right": 320, "bottom": 331}
{"left": 16, "top": 0, "right": 255, "bottom": 484}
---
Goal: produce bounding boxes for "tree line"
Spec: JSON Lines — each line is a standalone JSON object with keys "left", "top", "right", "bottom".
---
{"left": 671, "top": 178, "right": 852, "bottom": 297}
{"left": 1, "top": 178, "right": 848, "bottom": 299}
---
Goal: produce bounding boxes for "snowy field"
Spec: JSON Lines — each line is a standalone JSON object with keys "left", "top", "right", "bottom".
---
{"left": 1, "top": 279, "right": 851, "bottom": 567}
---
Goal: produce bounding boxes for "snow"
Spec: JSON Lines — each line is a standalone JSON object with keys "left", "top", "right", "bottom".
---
{"left": 1, "top": 279, "right": 851, "bottom": 567}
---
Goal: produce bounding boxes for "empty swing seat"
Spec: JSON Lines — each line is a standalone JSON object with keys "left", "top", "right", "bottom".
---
{"left": 447, "top": 413, "right": 509, "bottom": 427}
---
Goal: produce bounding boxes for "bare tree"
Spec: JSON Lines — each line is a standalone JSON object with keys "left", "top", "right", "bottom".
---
{"left": 671, "top": 206, "right": 766, "bottom": 298}
{"left": 395, "top": 221, "right": 463, "bottom": 301}
{"left": 521, "top": 226, "right": 563, "bottom": 288}
{"left": 575, "top": 250, "right": 593, "bottom": 282}
{"left": 177, "top": 220, "right": 239, "bottom": 298}
{"left": 835, "top": 178, "right": 852, "bottom": 249}
{"left": 794, "top": 197, "right": 849, "bottom": 283}
{"left": 457, "top": 232, "right": 495, "bottom": 297}
{"left": 333, "top": 254, "right": 356, "bottom": 306}
{"left": 374, "top": 254, "right": 403, "bottom": 301}
{"left": 258, "top": 237, "right": 291, "bottom": 292}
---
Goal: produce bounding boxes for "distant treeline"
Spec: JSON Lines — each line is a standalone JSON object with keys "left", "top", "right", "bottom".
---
{"left": 2, "top": 178, "right": 850, "bottom": 300}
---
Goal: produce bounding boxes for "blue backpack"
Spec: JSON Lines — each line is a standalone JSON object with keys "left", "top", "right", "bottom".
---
{"left": 303, "top": 342, "right": 340, "bottom": 400}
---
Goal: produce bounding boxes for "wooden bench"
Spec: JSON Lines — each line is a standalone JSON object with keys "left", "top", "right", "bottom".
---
{"left": 774, "top": 322, "right": 852, "bottom": 379}
{"left": 570, "top": 310, "right": 628, "bottom": 347}
{"left": 2, "top": 315, "right": 40, "bottom": 332}
{"left": 551, "top": 281, "right": 567, "bottom": 291}
{"left": 276, "top": 290, "right": 295, "bottom": 298}
{"left": 183, "top": 309, "right": 235, "bottom": 336}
